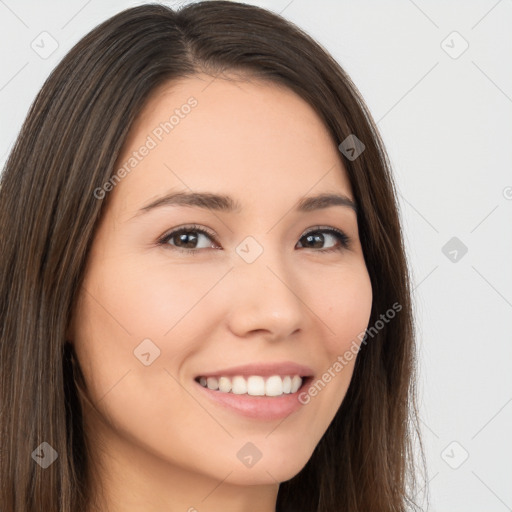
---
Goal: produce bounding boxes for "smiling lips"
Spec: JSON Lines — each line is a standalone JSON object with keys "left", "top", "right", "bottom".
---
{"left": 195, "top": 361, "right": 313, "bottom": 397}
{"left": 194, "top": 360, "right": 314, "bottom": 401}
{"left": 194, "top": 373, "right": 314, "bottom": 421}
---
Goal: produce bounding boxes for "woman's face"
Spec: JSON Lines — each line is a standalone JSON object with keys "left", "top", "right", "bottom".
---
{"left": 69, "top": 73, "right": 372, "bottom": 494}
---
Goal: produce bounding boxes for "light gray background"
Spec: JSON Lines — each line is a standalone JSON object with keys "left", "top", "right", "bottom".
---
{"left": 1, "top": 1, "right": 511, "bottom": 511}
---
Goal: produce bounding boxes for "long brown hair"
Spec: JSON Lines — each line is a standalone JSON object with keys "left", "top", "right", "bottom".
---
{"left": 0, "top": 2, "right": 428, "bottom": 511}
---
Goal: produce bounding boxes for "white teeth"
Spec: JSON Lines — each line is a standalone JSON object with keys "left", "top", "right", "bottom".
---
{"left": 291, "top": 375, "right": 302, "bottom": 393}
{"left": 232, "top": 375, "right": 248, "bottom": 394}
{"left": 206, "top": 377, "right": 218, "bottom": 390}
{"left": 265, "top": 375, "right": 283, "bottom": 396}
{"left": 282, "top": 375, "right": 292, "bottom": 393}
{"left": 218, "top": 376, "right": 232, "bottom": 393}
{"left": 197, "top": 374, "right": 304, "bottom": 396}
{"left": 247, "top": 376, "right": 265, "bottom": 396}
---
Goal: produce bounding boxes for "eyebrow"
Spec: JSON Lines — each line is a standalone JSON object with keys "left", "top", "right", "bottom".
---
{"left": 133, "top": 190, "right": 357, "bottom": 218}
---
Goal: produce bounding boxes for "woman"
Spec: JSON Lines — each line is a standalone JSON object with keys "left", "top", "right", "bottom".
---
{"left": 0, "top": 2, "right": 427, "bottom": 511}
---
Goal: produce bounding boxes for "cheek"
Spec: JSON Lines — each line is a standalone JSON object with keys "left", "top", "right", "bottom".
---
{"left": 71, "top": 255, "right": 226, "bottom": 395}
{"left": 113, "top": 254, "right": 226, "bottom": 333}
{"left": 71, "top": 260, "right": 203, "bottom": 445}
{"left": 294, "top": 261, "right": 372, "bottom": 425}
{"left": 315, "top": 261, "right": 373, "bottom": 355}
{"left": 79, "top": 252, "right": 218, "bottom": 340}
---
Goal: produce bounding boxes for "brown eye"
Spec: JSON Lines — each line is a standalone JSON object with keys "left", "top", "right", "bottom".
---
{"left": 158, "top": 225, "right": 219, "bottom": 253}
{"left": 297, "top": 227, "right": 350, "bottom": 253}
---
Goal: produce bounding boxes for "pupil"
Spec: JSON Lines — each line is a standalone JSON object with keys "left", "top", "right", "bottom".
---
{"left": 178, "top": 232, "right": 197, "bottom": 248}
{"left": 305, "top": 233, "right": 323, "bottom": 248}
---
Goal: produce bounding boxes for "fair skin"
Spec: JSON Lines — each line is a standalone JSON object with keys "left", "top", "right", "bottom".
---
{"left": 68, "top": 73, "right": 373, "bottom": 512}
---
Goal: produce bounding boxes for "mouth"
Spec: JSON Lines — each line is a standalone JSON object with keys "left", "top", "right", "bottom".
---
{"left": 193, "top": 374, "right": 314, "bottom": 420}
{"left": 194, "top": 374, "right": 314, "bottom": 397}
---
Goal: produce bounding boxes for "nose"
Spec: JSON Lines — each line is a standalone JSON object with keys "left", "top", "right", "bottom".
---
{"left": 224, "top": 249, "right": 306, "bottom": 341}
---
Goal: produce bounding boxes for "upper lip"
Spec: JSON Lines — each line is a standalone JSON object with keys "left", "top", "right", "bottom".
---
{"left": 195, "top": 361, "right": 314, "bottom": 379}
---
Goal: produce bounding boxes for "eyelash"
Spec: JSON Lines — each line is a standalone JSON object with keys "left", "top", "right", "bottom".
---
{"left": 157, "top": 223, "right": 351, "bottom": 255}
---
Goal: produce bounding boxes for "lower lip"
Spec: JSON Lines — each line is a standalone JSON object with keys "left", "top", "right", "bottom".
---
{"left": 194, "top": 377, "right": 313, "bottom": 420}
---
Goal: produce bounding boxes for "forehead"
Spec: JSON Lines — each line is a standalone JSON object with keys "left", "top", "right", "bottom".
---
{"left": 110, "top": 73, "right": 353, "bottom": 218}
